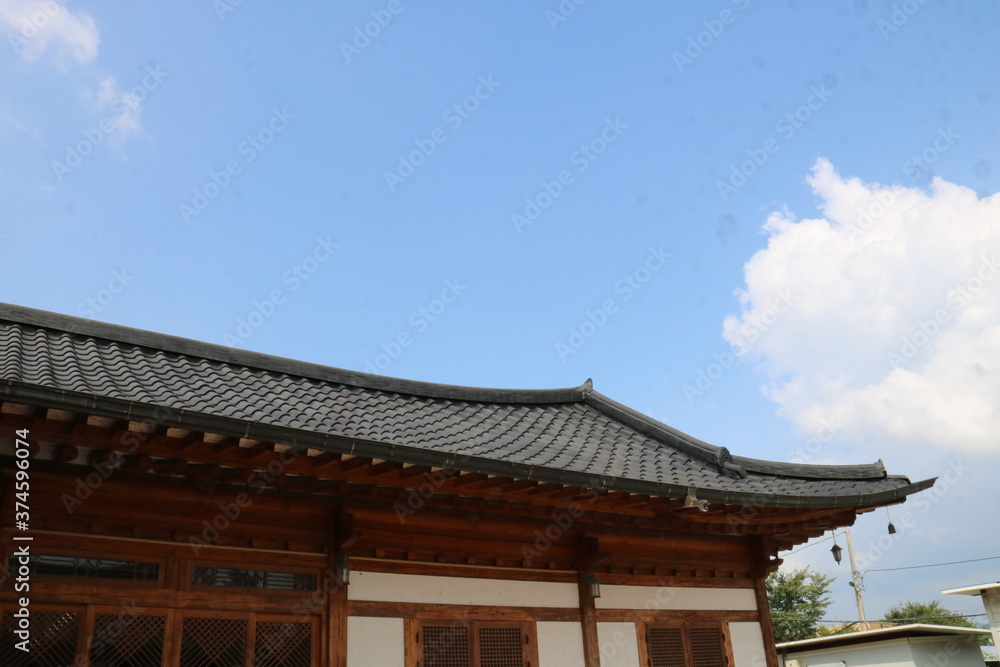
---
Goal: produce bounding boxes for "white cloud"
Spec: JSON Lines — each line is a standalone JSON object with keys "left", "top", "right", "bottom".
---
{"left": 724, "top": 159, "right": 1000, "bottom": 457}
{"left": 1, "top": 0, "right": 100, "bottom": 65}
{"left": 2, "top": 3, "right": 150, "bottom": 147}
{"left": 85, "top": 77, "right": 144, "bottom": 146}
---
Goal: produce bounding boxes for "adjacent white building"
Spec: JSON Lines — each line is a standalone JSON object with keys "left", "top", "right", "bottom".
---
{"left": 776, "top": 624, "right": 989, "bottom": 667}
{"left": 944, "top": 581, "right": 1000, "bottom": 651}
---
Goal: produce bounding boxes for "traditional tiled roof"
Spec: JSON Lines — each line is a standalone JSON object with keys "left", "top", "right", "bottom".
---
{"left": 0, "top": 303, "right": 933, "bottom": 508}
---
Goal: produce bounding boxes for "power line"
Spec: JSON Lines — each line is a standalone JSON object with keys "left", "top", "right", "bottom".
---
{"left": 862, "top": 555, "right": 1000, "bottom": 576}
{"left": 782, "top": 536, "right": 999, "bottom": 577}
{"left": 783, "top": 532, "right": 840, "bottom": 557}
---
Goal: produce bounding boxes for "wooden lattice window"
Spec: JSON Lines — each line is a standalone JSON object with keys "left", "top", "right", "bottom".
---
{"left": 415, "top": 621, "right": 534, "bottom": 667}
{"left": 688, "top": 626, "right": 726, "bottom": 667}
{"left": 0, "top": 610, "right": 79, "bottom": 667}
{"left": 477, "top": 626, "right": 524, "bottom": 667}
{"left": 644, "top": 622, "right": 730, "bottom": 667}
{"left": 422, "top": 624, "right": 470, "bottom": 667}
{"left": 89, "top": 612, "right": 166, "bottom": 666}
{"left": 181, "top": 616, "right": 248, "bottom": 666}
{"left": 647, "top": 626, "right": 686, "bottom": 667}
{"left": 254, "top": 620, "right": 313, "bottom": 667}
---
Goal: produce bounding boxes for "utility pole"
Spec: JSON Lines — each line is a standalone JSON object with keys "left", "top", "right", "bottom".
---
{"left": 844, "top": 527, "right": 869, "bottom": 631}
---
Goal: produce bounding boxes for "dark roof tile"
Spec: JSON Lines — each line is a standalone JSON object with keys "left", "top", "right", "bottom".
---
{"left": 0, "top": 304, "right": 934, "bottom": 507}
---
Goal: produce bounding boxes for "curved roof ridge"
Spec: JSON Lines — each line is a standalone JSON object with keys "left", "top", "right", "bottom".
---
{"left": 0, "top": 302, "right": 589, "bottom": 404}
{"left": 583, "top": 389, "right": 891, "bottom": 481}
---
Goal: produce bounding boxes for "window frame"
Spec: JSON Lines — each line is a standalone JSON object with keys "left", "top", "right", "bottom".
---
{"left": 184, "top": 560, "right": 321, "bottom": 595}
{"left": 638, "top": 620, "right": 734, "bottom": 667}
{"left": 0, "top": 604, "right": 319, "bottom": 666}
{"left": 3, "top": 547, "right": 166, "bottom": 589}
{"left": 408, "top": 618, "right": 539, "bottom": 667}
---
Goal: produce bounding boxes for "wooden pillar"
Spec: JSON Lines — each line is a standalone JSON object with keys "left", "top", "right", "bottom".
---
{"left": 752, "top": 539, "right": 780, "bottom": 667}
{"left": 328, "top": 511, "right": 356, "bottom": 667}
{"left": 576, "top": 536, "right": 605, "bottom": 667}
{"left": 577, "top": 571, "right": 601, "bottom": 667}
{"left": 327, "top": 570, "right": 348, "bottom": 667}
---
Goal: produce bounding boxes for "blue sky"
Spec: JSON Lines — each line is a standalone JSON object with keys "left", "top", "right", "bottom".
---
{"left": 2, "top": 0, "right": 998, "bottom": 628}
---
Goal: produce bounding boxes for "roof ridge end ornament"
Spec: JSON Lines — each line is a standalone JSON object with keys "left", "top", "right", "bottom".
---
{"left": 716, "top": 446, "right": 748, "bottom": 479}
{"left": 580, "top": 378, "right": 594, "bottom": 396}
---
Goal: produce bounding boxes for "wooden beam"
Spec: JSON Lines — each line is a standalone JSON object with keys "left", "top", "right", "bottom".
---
{"left": 51, "top": 443, "right": 79, "bottom": 462}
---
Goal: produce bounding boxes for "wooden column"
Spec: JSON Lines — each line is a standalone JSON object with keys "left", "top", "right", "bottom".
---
{"left": 327, "top": 571, "right": 348, "bottom": 667}
{"left": 328, "top": 511, "right": 357, "bottom": 667}
{"left": 576, "top": 536, "right": 605, "bottom": 667}
{"left": 752, "top": 539, "right": 780, "bottom": 667}
{"left": 577, "top": 571, "right": 601, "bottom": 667}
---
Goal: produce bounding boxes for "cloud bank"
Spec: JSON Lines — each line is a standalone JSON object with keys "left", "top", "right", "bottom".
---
{"left": 1, "top": 0, "right": 100, "bottom": 65}
{"left": 724, "top": 159, "right": 1000, "bottom": 457}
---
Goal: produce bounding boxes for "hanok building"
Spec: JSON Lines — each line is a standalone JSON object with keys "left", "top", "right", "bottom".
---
{"left": 0, "top": 304, "right": 933, "bottom": 666}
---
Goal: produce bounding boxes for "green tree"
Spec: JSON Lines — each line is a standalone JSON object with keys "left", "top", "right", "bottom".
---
{"left": 766, "top": 567, "right": 836, "bottom": 643}
{"left": 883, "top": 600, "right": 988, "bottom": 644}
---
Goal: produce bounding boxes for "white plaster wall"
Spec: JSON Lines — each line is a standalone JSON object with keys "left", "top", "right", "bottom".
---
{"left": 349, "top": 571, "right": 579, "bottom": 608}
{"left": 730, "top": 622, "right": 767, "bottom": 667}
{"left": 537, "top": 621, "right": 586, "bottom": 667}
{"left": 347, "top": 617, "right": 404, "bottom": 667}
{"left": 911, "top": 637, "right": 990, "bottom": 667}
{"left": 984, "top": 590, "right": 1000, "bottom": 650}
{"left": 785, "top": 636, "right": 988, "bottom": 667}
{"left": 785, "top": 641, "right": 912, "bottom": 667}
{"left": 597, "top": 622, "right": 641, "bottom": 667}
{"left": 595, "top": 584, "right": 756, "bottom": 611}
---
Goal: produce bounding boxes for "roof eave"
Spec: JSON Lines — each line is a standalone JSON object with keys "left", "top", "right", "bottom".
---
{"left": 0, "top": 380, "right": 933, "bottom": 510}
{"left": 584, "top": 389, "right": 894, "bottom": 481}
